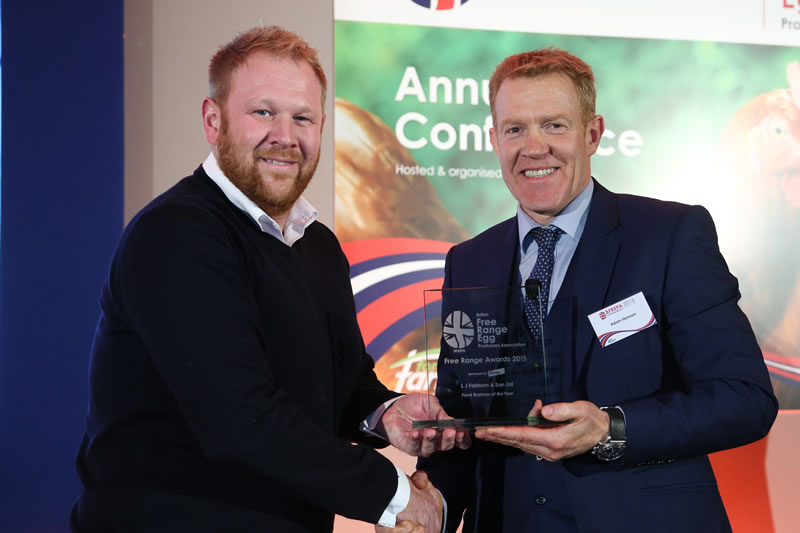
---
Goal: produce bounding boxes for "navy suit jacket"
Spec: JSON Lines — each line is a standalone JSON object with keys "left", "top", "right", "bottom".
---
{"left": 420, "top": 180, "right": 778, "bottom": 533}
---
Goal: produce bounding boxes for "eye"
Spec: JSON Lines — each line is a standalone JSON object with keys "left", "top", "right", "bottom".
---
{"left": 505, "top": 126, "right": 521, "bottom": 135}
{"left": 254, "top": 109, "right": 272, "bottom": 117}
{"left": 294, "top": 115, "right": 311, "bottom": 123}
{"left": 764, "top": 115, "right": 790, "bottom": 142}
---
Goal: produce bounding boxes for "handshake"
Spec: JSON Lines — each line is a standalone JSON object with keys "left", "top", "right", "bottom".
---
{"left": 377, "top": 470, "right": 443, "bottom": 533}
{"left": 373, "top": 393, "right": 471, "bottom": 533}
{"left": 374, "top": 394, "right": 604, "bottom": 532}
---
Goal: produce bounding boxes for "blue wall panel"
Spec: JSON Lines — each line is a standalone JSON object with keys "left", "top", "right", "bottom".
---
{"left": 1, "top": 1, "right": 124, "bottom": 530}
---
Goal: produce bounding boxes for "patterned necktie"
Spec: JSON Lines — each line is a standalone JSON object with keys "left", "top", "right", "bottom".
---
{"left": 524, "top": 226, "right": 563, "bottom": 338}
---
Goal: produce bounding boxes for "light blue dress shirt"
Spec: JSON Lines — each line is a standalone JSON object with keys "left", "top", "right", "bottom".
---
{"left": 517, "top": 179, "right": 594, "bottom": 312}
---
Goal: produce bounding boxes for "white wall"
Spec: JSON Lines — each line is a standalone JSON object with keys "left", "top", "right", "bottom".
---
{"left": 124, "top": 0, "right": 335, "bottom": 228}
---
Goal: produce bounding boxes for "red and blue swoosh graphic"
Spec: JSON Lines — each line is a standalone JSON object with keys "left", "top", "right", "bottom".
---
{"left": 763, "top": 352, "right": 800, "bottom": 386}
{"left": 596, "top": 313, "right": 657, "bottom": 347}
{"left": 342, "top": 238, "right": 453, "bottom": 361}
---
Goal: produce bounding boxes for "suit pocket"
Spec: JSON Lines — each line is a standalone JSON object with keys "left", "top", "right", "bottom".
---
{"left": 641, "top": 479, "right": 719, "bottom": 496}
{"left": 637, "top": 456, "right": 720, "bottom": 495}
{"left": 585, "top": 324, "right": 665, "bottom": 401}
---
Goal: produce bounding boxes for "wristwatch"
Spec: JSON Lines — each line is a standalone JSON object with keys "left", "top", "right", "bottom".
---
{"left": 591, "top": 406, "right": 626, "bottom": 461}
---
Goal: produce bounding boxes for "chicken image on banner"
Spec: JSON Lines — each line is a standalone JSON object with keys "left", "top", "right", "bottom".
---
{"left": 715, "top": 61, "right": 800, "bottom": 408}
{"left": 334, "top": 98, "right": 470, "bottom": 394}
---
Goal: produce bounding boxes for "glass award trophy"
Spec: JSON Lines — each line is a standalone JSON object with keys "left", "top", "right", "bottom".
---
{"left": 412, "top": 280, "right": 562, "bottom": 430}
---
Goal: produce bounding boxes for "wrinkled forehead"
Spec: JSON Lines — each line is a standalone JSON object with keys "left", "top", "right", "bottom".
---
{"left": 229, "top": 53, "right": 323, "bottom": 104}
{"left": 222, "top": 51, "right": 325, "bottom": 110}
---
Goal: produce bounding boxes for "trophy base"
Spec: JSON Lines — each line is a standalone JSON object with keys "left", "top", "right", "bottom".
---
{"left": 412, "top": 417, "right": 570, "bottom": 430}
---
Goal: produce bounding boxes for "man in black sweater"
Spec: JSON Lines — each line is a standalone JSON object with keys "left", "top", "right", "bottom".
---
{"left": 71, "top": 26, "right": 465, "bottom": 533}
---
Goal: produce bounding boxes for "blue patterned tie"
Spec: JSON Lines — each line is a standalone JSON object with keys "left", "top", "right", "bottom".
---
{"left": 524, "top": 226, "right": 563, "bottom": 338}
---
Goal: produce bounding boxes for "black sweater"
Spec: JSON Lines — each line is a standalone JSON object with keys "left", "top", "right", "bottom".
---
{"left": 73, "top": 167, "right": 399, "bottom": 532}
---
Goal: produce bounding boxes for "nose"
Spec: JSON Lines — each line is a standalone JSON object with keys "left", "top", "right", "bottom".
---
{"left": 523, "top": 131, "right": 548, "bottom": 158}
{"left": 266, "top": 115, "right": 296, "bottom": 149}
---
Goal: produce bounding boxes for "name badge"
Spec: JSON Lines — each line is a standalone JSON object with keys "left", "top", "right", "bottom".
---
{"left": 588, "top": 291, "right": 656, "bottom": 347}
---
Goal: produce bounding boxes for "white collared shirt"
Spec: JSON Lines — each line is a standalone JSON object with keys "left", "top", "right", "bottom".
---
{"left": 202, "top": 152, "right": 317, "bottom": 246}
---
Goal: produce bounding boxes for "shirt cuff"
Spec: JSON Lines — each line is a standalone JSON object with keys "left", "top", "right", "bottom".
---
{"left": 439, "top": 488, "right": 448, "bottom": 533}
{"left": 374, "top": 466, "right": 449, "bottom": 533}
{"left": 376, "top": 465, "right": 410, "bottom": 528}
{"left": 360, "top": 396, "right": 403, "bottom": 439}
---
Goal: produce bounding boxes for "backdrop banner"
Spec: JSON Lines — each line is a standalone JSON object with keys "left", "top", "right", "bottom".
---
{"left": 334, "top": 2, "right": 800, "bottom": 412}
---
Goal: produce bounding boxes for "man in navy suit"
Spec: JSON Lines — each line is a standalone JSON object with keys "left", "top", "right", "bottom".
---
{"left": 417, "top": 48, "right": 778, "bottom": 532}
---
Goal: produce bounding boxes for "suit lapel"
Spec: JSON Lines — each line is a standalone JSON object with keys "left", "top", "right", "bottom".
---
{"left": 568, "top": 180, "right": 621, "bottom": 380}
{"left": 468, "top": 217, "right": 520, "bottom": 288}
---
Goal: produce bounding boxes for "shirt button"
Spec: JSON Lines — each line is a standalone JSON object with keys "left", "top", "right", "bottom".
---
{"left": 535, "top": 496, "right": 547, "bottom": 505}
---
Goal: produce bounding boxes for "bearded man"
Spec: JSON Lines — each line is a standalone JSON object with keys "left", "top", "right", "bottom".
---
{"left": 70, "top": 26, "right": 465, "bottom": 533}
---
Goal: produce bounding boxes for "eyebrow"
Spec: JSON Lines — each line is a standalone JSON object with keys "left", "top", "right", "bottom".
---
{"left": 247, "top": 97, "right": 320, "bottom": 116}
{"left": 498, "top": 113, "right": 573, "bottom": 129}
{"left": 539, "top": 113, "right": 573, "bottom": 124}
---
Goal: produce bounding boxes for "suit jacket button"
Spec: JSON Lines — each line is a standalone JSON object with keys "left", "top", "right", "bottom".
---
{"left": 531, "top": 363, "right": 542, "bottom": 373}
{"left": 535, "top": 496, "right": 547, "bottom": 505}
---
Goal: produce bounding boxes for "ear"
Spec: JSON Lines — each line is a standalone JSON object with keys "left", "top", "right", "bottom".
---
{"left": 489, "top": 126, "right": 498, "bottom": 154}
{"left": 585, "top": 114, "right": 605, "bottom": 156}
{"left": 320, "top": 113, "right": 327, "bottom": 135}
{"left": 202, "top": 97, "right": 222, "bottom": 146}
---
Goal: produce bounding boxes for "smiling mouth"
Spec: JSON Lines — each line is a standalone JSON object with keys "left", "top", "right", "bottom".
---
{"left": 259, "top": 158, "right": 296, "bottom": 166}
{"left": 523, "top": 168, "right": 556, "bottom": 178}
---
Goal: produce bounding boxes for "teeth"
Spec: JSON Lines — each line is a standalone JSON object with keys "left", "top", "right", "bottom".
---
{"left": 263, "top": 158, "right": 292, "bottom": 165}
{"left": 524, "top": 168, "right": 556, "bottom": 178}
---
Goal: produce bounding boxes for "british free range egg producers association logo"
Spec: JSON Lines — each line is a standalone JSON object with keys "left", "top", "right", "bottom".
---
{"left": 443, "top": 310, "right": 474, "bottom": 348}
{"left": 411, "top": 0, "right": 470, "bottom": 10}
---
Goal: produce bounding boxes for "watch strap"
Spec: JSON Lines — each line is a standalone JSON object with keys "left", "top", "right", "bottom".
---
{"left": 602, "top": 406, "right": 626, "bottom": 441}
{"left": 592, "top": 406, "right": 626, "bottom": 461}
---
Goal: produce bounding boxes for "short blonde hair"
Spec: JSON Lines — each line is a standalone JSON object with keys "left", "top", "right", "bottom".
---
{"left": 489, "top": 47, "right": 596, "bottom": 125}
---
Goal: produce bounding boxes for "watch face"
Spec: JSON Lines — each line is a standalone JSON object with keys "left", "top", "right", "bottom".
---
{"left": 593, "top": 442, "right": 625, "bottom": 461}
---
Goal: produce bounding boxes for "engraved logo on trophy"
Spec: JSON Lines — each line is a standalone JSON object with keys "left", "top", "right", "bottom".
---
{"left": 442, "top": 310, "right": 474, "bottom": 348}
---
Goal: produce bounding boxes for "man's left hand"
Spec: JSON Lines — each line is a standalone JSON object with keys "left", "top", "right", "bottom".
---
{"left": 474, "top": 400, "right": 608, "bottom": 461}
{"left": 378, "top": 393, "right": 471, "bottom": 457}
